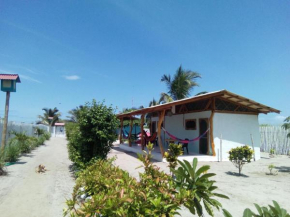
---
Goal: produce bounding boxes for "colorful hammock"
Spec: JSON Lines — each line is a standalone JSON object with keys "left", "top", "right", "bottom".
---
{"left": 162, "top": 127, "right": 209, "bottom": 144}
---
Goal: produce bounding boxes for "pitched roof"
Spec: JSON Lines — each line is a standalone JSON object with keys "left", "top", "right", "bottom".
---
{"left": 55, "top": 123, "right": 65, "bottom": 126}
{"left": 0, "top": 74, "right": 21, "bottom": 83}
{"left": 117, "top": 90, "right": 280, "bottom": 118}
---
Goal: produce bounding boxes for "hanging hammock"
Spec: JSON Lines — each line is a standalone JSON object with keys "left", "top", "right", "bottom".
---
{"left": 162, "top": 127, "right": 209, "bottom": 144}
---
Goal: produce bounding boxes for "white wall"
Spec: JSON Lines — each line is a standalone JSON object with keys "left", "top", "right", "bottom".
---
{"left": 52, "top": 126, "right": 66, "bottom": 137}
{"left": 152, "top": 111, "right": 212, "bottom": 153}
{"left": 213, "top": 113, "right": 260, "bottom": 161}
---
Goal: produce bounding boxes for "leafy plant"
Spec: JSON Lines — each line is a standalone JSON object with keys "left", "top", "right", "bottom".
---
{"left": 10, "top": 131, "right": 32, "bottom": 154}
{"left": 34, "top": 127, "right": 45, "bottom": 137}
{"left": 164, "top": 143, "right": 183, "bottom": 173}
{"left": 269, "top": 148, "right": 275, "bottom": 156}
{"left": 0, "top": 151, "right": 5, "bottom": 175}
{"left": 268, "top": 164, "right": 275, "bottom": 175}
{"left": 229, "top": 145, "right": 254, "bottom": 175}
{"left": 66, "top": 100, "right": 119, "bottom": 168}
{"left": 223, "top": 200, "right": 290, "bottom": 217}
{"left": 173, "top": 158, "right": 229, "bottom": 216}
{"left": 4, "top": 141, "right": 20, "bottom": 162}
{"left": 65, "top": 143, "right": 227, "bottom": 217}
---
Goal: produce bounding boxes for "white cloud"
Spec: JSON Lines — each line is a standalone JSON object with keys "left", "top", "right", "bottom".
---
{"left": 63, "top": 75, "right": 80, "bottom": 80}
{"left": 19, "top": 74, "right": 42, "bottom": 83}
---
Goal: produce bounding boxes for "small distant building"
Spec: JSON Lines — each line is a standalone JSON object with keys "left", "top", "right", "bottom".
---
{"left": 53, "top": 123, "right": 65, "bottom": 137}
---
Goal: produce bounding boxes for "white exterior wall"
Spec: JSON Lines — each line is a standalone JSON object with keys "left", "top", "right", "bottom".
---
{"left": 213, "top": 113, "right": 260, "bottom": 161}
{"left": 152, "top": 111, "right": 211, "bottom": 153}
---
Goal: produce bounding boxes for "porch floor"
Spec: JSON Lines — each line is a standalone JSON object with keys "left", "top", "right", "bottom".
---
{"left": 118, "top": 142, "right": 218, "bottom": 162}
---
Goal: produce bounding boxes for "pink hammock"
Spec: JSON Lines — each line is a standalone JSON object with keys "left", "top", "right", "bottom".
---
{"left": 162, "top": 127, "right": 209, "bottom": 144}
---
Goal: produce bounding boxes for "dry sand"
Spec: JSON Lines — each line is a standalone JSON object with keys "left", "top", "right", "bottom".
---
{"left": 109, "top": 146, "right": 290, "bottom": 217}
{"left": 0, "top": 137, "right": 75, "bottom": 217}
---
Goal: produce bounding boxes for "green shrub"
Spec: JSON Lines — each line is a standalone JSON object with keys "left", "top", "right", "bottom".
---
{"left": 4, "top": 142, "right": 20, "bottom": 162}
{"left": 35, "top": 127, "right": 46, "bottom": 137}
{"left": 229, "top": 145, "right": 254, "bottom": 175}
{"left": 10, "top": 131, "right": 32, "bottom": 154}
{"left": 43, "top": 132, "right": 51, "bottom": 140}
{"left": 223, "top": 200, "right": 289, "bottom": 217}
{"left": 65, "top": 143, "right": 228, "bottom": 217}
{"left": 270, "top": 148, "right": 275, "bottom": 155}
{"left": 173, "top": 158, "right": 229, "bottom": 216}
{"left": 66, "top": 100, "right": 119, "bottom": 168}
{"left": 164, "top": 143, "right": 183, "bottom": 173}
{"left": 0, "top": 151, "right": 5, "bottom": 175}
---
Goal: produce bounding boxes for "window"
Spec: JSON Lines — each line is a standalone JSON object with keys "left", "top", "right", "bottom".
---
{"left": 185, "top": 119, "right": 196, "bottom": 130}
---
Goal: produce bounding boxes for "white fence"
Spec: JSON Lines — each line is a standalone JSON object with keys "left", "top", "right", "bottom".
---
{"left": 260, "top": 126, "right": 290, "bottom": 155}
{"left": 0, "top": 120, "right": 48, "bottom": 142}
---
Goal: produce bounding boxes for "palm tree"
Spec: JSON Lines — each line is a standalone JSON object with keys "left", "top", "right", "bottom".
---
{"left": 282, "top": 116, "right": 290, "bottom": 138}
{"left": 66, "top": 106, "right": 83, "bottom": 123}
{"left": 160, "top": 65, "right": 201, "bottom": 103}
{"left": 37, "top": 107, "right": 61, "bottom": 131}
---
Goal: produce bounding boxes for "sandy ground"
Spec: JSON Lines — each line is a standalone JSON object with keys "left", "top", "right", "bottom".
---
{"left": 0, "top": 137, "right": 75, "bottom": 217}
{"left": 108, "top": 145, "right": 290, "bottom": 217}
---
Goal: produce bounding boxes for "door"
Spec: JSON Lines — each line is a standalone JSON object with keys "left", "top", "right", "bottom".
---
{"left": 199, "top": 119, "right": 209, "bottom": 154}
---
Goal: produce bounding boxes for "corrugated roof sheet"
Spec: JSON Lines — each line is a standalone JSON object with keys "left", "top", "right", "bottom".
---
{"left": 0, "top": 74, "right": 21, "bottom": 83}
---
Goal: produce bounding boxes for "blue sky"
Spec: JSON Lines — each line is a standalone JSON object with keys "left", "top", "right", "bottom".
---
{"left": 0, "top": 1, "right": 289, "bottom": 124}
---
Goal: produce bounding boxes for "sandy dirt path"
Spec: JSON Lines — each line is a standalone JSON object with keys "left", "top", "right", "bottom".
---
{"left": 109, "top": 145, "right": 290, "bottom": 217}
{"left": 0, "top": 137, "right": 75, "bottom": 217}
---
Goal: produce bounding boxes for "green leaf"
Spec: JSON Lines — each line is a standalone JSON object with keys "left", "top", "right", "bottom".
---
{"left": 222, "top": 209, "right": 233, "bottom": 217}
{"left": 254, "top": 203, "right": 263, "bottom": 215}
{"left": 213, "top": 193, "right": 230, "bottom": 199}
{"left": 243, "top": 208, "right": 253, "bottom": 217}
{"left": 195, "top": 165, "right": 210, "bottom": 178}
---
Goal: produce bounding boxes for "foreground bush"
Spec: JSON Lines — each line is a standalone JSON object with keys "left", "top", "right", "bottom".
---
{"left": 66, "top": 100, "right": 119, "bottom": 168}
{"left": 0, "top": 151, "right": 5, "bottom": 175}
{"left": 10, "top": 131, "right": 32, "bottom": 154}
{"left": 4, "top": 142, "right": 20, "bottom": 162}
{"left": 65, "top": 143, "right": 228, "bottom": 217}
{"left": 229, "top": 145, "right": 254, "bottom": 175}
{"left": 223, "top": 200, "right": 290, "bottom": 217}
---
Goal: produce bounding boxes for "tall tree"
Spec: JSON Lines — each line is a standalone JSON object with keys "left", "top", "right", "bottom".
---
{"left": 282, "top": 116, "right": 290, "bottom": 138}
{"left": 160, "top": 65, "right": 201, "bottom": 103}
{"left": 37, "top": 107, "right": 61, "bottom": 131}
{"left": 66, "top": 106, "right": 83, "bottom": 123}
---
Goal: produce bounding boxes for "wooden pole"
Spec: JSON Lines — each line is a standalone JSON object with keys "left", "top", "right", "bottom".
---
{"left": 140, "top": 114, "right": 144, "bottom": 150}
{"left": 119, "top": 118, "right": 123, "bottom": 144}
{"left": 210, "top": 98, "right": 216, "bottom": 156}
{"left": 250, "top": 134, "right": 256, "bottom": 161}
{"left": 220, "top": 134, "right": 222, "bottom": 161}
{"left": 128, "top": 117, "right": 133, "bottom": 147}
{"left": 1, "top": 92, "right": 10, "bottom": 151}
{"left": 157, "top": 110, "right": 166, "bottom": 156}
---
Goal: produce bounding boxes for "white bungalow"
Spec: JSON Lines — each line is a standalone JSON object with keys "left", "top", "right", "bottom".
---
{"left": 117, "top": 90, "right": 280, "bottom": 162}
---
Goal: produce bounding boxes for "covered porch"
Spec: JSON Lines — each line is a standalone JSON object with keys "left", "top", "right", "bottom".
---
{"left": 118, "top": 141, "right": 217, "bottom": 162}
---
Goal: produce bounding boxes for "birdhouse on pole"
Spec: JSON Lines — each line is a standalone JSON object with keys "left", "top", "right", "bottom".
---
{"left": 0, "top": 74, "right": 21, "bottom": 150}
{"left": 0, "top": 74, "right": 21, "bottom": 92}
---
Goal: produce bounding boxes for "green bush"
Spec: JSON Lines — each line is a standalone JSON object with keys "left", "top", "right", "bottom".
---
{"left": 34, "top": 127, "right": 46, "bottom": 137}
{"left": 10, "top": 131, "right": 32, "bottom": 154}
{"left": 0, "top": 151, "right": 5, "bottom": 175}
{"left": 4, "top": 142, "right": 20, "bottom": 162}
{"left": 229, "top": 145, "right": 254, "bottom": 175}
{"left": 64, "top": 143, "right": 228, "bottom": 217}
{"left": 164, "top": 143, "right": 183, "bottom": 173}
{"left": 173, "top": 158, "right": 229, "bottom": 216}
{"left": 66, "top": 100, "right": 119, "bottom": 168}
{"left": 223, "top": 200, "right": 289, "bottom": 217}
{"left": 43, "top": 132, "right": 51, "bottom": 140}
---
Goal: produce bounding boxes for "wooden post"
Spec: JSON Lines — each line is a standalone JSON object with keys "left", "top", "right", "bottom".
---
{"left": 157, "top": 110, "right": 166, "bottom": 156}
{"left": 128, "top": 117, "right": 133, "bottom": 147}
{"left": 119, "top": 118, "right": 123, "bottom": 144}
{"left": 220, "top": 134, "right": 222, "bottom": 161}
{"left": 251, "top": 134, "right": 255, "bottom": 161}
{"left": 1, "top": 92, "right": 10, "bottom": 151}
{"left": 140, "top": 114, "right": 144, "bottom": 150}
{"left": 210, "top": 98, "right": 216, "bottom": 156}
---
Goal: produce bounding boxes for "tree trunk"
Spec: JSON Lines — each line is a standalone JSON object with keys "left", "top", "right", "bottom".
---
{"left": 1, "top": 92, "right": 10, "bottom": 151}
